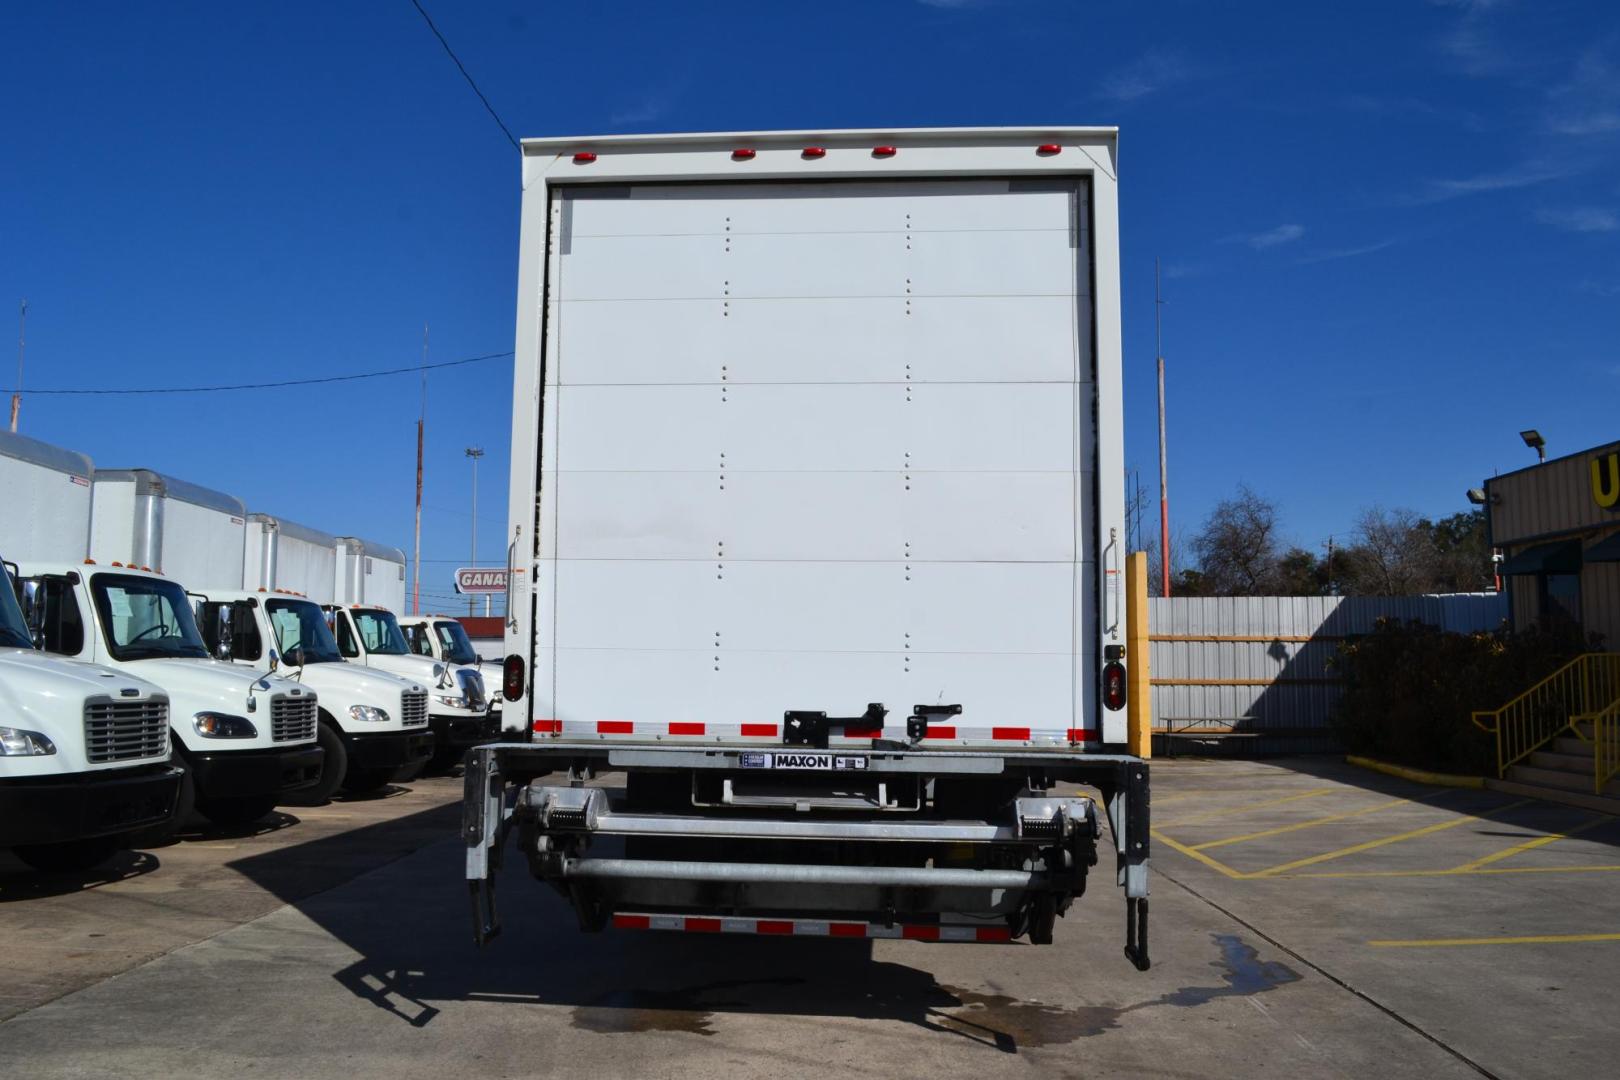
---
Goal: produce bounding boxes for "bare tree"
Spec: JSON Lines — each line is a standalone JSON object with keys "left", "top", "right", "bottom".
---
{"left": 1190, "top": 485, "right": 1282, "bottom": 595}
{"left": 1347, "top": 506, "right": 1437, "bottom": 595}
{"left": 1143, "top": 523, "right": 1194, "bottom": 598}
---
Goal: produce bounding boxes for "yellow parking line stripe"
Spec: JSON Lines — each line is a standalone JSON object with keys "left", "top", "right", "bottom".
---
{"left": 1453, "top": 814, "right": 1612, "bottom": 871}
{"left": 1249, "top": 799, "right": 1532, "bottom": 877}
{"left": 1158, "top": 788, "right": 1333, "bottom": 829}
{"left": 1151, "top": 829, "right": 1249, "bottom": 879}
{"left": 1369, "top": 932, "right": 1620, "bottom": 948}
{"left": 1191, "top": 794, "right": 1425, "bottom": 851}
{"left": 1284, "top": 863, "right": 1620, "bottom": 880}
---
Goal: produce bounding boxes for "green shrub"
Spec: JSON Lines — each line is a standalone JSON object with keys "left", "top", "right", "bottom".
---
{"left": 1330, "top": 618, "right": 1598, "bottom": 775}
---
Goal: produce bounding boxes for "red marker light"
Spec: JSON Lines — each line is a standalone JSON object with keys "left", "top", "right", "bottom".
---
{"left": 802, "top": 146, "right": 826, "bottom": 159}
{"left": 732, "top": 148, "right": 756, "bottom": 160}
{"left": 572, "top": 152, "right": 597, "bottom": 164}
{"left": 1037, "top": 143, "right": 1062, "bottom": 155}
{"left": 872, "top": 145, "right": 897, "bottom": 158}
{"left": 503, "top": 654, "right": 526, "bottom": 701}
{"left": 1103, "top": 661, "right": 1127, "bottom": 711}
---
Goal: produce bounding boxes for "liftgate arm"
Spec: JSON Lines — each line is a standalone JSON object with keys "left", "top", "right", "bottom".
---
{"left": 1106, "top": 760, "right": 1151, "bottom": 970}
{"left": 464, "top": 746, "right": 508, "bottom": 945}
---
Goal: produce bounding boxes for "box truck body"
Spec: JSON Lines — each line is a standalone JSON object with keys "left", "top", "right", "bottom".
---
{"left": 467, "top": 128, "right": 1149, "bottom": 963}
{"left": 334, "top": 537, "right": 407, "bottom": 614}
{"left": 0, "top": 430, "right": 93, "bottom": 564}
{"left": 245, "top": 514, "right": 339, "bottom": 604}
{"left": 90, "top": 470, "right": 245, "bottom": 584}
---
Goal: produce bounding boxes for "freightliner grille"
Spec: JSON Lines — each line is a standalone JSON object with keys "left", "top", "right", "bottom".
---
{"left": 83, "top": 698, "right": 169, "bottom": 763}
{"left": 401, "top": 688, "right": 429, "bottom": 727}
{"left": 270, "top": 694, "right": 318, "bottom": 743}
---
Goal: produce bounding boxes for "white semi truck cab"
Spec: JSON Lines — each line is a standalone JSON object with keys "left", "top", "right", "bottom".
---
{"left": 325, "top": 605, "right": 497, "bottom": 768}
{"left": 195, "top": 590, "right": 433, "bottom": 801}
{"left": 466, "top": 127, "right": 1150, "bottom": 968}
{"left": 16, "top": 562, "right": 324, "bottom": 826}
{"left": 1, "top": 556, "right": 183, "bottom": 871}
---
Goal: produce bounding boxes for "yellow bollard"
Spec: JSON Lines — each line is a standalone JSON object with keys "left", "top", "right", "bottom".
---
{"left": 1125, "top": 550, "right": 1151, "bottom": 759}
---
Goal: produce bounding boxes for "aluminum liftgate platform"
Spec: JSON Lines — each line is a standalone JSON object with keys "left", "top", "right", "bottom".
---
{"left": 463, "top": 741, "right": 1151, "bottom": 969}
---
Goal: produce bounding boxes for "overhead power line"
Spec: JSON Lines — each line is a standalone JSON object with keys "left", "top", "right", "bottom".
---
{"left": 13, "top": 350, "right": 512, "bottom": 396}
{"left": 408, "top": 0, "right": 520, "bottom": 151}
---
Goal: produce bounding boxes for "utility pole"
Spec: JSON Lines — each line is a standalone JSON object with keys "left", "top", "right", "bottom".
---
{"left": 1324, "top": 535, "right": 1336, "bottom": 597}
{"left": 465, "top": 447, "right": 484, "bottom": 617}
{"left": 413, "top": 324, "right": 427, "bottom": 616}
{"left": 1156, "top": 259, "right": 1171, "bottom": 598}
{"left": 9, "top": 299, "right": 24, "bottom": 434}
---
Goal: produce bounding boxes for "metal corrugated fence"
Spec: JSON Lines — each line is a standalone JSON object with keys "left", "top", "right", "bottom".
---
{"left": 1148, "top": 594, "right": 1508, "bottom": 754}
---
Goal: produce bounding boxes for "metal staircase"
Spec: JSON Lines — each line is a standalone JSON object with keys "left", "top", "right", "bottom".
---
{"left": 1473, "top": 654, "right": 1620, "bottom": 814}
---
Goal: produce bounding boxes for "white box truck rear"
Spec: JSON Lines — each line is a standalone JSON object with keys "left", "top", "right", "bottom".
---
{"left": 468, "top": 127, "right": 1148, "bottom": 965}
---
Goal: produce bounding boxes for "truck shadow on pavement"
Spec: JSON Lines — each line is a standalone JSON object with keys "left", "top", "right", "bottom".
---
{"left": 219, "top": 803, "right": 1303, "bottom": 1053}
{"left": 0, "top": 849, "right": 160, "bottom": 901}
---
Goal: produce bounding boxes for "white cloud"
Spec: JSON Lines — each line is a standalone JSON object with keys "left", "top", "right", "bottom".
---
{"left": 1402, "top": 162, "right": 1570, "bottom": 205}
{"left": 1095, "top": 49, "right": 1196, "bottom": 103}
{"left": 1535, "top": 206, "right": 1619, "bottom": 233}
{"left": 1296, "top": 238, "right": 1402, "bottom": 264}
{"left": 1546, "top": 49, "right": 1620, "bottom": 136}
{"left": 1231, "top": 223, "right": 1305, "bottom": 249}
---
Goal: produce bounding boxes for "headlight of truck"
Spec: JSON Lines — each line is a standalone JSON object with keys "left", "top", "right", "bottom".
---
{"left": 436, "top": 695, "right": 468, "bottom": 709}
{"left": 194, "top": 713, "right": 257, "bottom": 738}
{"left": 0, "top": 726, "right": 57, "bottom": 756}
{"left": 349, "top": 704, "right": 390, "bottom": 724}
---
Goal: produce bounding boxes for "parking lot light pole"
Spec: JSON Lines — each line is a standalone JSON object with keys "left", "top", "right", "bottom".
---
{"left": 466, "top": 447, "right": 484, "bottom": 617}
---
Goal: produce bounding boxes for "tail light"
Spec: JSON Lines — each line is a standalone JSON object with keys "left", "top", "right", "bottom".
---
{"left": 503, "top": 654, "right": 525, "bottom": 701}
{"left": 1103, "top": 661, "right": 1127, "bottom": 711}
{"left": 732, "top": 148, "right": 756, "bottom": 160}
{"left": 1037, "top": 143, "right": 1062, "bottom": 155}
{"left": 572, "top": 152, "right": 597, "bottom": 164}
{"left": 872, "top": 145, "right": 897, "bottom": 158}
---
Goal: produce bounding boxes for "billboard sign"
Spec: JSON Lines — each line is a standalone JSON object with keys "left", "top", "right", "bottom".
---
{"left": 455, "top": 567, "right": 508, "bottom": 594}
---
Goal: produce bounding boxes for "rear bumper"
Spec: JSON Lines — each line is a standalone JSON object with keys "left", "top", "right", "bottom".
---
{"left": 0, "top": 764, "right": 184, "bottom": 847}
{"left": 344, "top": 729, "right": 435, "bottom": 770}
{"left": 187, "top": 745, "right": 325, "bottom": 800}
{"left": 430, "top": 711, "right": 499, "bottom": 751}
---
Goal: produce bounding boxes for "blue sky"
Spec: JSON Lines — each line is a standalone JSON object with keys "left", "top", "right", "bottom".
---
{"left": 3, "top": 0, "right": 1617, "bottom": 601}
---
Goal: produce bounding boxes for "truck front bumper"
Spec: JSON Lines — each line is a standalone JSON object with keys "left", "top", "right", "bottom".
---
{"left": 0, "top": 763, "right": 184, "bottom": 847}
{"left": 429, "top": 711, "right": 500, "bottom": 751}
{"left": 187, "top": 745, "right": 325, "bottom": 801}
{"left": 344, "top": 728, "right": 435, "bottom": 771}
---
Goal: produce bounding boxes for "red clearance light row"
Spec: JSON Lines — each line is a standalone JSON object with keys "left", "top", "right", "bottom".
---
{"left": 532, "top": 718, "right": 1096, "bottom": 742}
{"left": 572, "top": 143, "right": 1063, "bottom": 165}
{"left": 612, "top": 912, "right": 1012, "bottom": 942}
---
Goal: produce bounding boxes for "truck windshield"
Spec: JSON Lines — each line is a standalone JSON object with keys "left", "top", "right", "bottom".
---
{"left": 433, "top": 620, "right": 478, "bottom": 665}
{"left": 352, "top": 609, "right": 409, "bottom": 656}
{"left": 265, "top": 599, "right": 344, "bottom": 665}
{"left": 90, "top": 574, "right": 210, "bottom": 661}
{"left": 0, "top": 565, "right": 32, "bottom": 649}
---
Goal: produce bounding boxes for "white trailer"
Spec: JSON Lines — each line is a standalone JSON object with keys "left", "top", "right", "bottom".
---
{"left": 0, "top": 430, "right": 93, "bottom": 563}
{"left": 468, "top": 128, "right": 1149, "bottom": 965}
{"left": 245, "top": 514, "right": 339, "bottom": 604}
{"left": 90, "top": 470, "right": 246, "bottom": 583}
{"left": 334, "top": 537, "right": 407, "bottom": 614}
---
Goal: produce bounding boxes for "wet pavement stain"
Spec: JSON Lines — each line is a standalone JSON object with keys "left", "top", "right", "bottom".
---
{"left": 935, "top": 934, "right": 1301, "bottom": 1053}
{"left": 570, "top": 977, "right": 802, "bottom": 1036}
{"left": 568, "top": 934, "right": 1299, "bottom": 1050}
{"left": 933, "top": 987, "right": 1127, "bottom": 1050}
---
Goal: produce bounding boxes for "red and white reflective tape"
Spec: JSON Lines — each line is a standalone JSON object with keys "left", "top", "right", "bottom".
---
{"left": 611, "top": 912, "right": 1012, "bottom": 942}
{"left": 532, "top": 719, "right": 1099, "bottom": 745}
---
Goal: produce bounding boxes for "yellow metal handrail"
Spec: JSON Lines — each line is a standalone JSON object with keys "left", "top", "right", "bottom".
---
{"left": 1593, "top": 697, "right": 1620, "bottom": 795}
{"left": 1471, "top": 653, "right": 1620, "bottom": 778}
